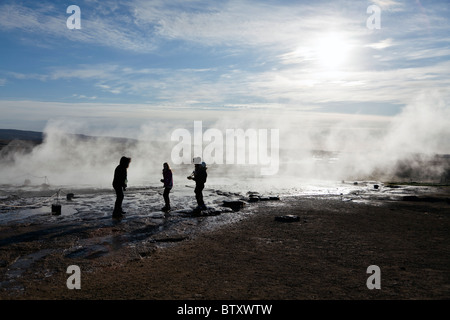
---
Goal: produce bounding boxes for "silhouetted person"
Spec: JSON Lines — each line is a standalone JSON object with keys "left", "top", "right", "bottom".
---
{"left": 160, "top": 162, "right": 173, "bottom": 212}
{"left": 187, "top": 157, "right": 207, "bottom": 210}
{"left": 112, "top": 156, "right": 131, "bottom": 218}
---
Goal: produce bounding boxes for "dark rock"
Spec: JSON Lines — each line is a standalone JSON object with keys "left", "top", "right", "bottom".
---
{"left": 191, "top": 207, "right": 230, "bottom": 217}
{"left": 248, "top": 194, "right": 280, "bottom": 202}
{"left": 275, "top": 215, "right": 300, "bottom": 222}
{"left": 222, "top": 200, "right": 245, "bottom": 211}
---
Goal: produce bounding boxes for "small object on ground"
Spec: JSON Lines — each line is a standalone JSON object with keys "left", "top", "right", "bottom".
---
{"left": 274, "top": 215, "right": 300, "bottom": 222}
{"left": 51, "top": 204, "right": 62, "bottom": 215}
{"left": 374, "top": 185, "right": 379, "bottom": 189}
{"left": 66, "top": 193, "right": 75, "bottom": 201}
{"left": 259, "top": 196, "right": 280, "bottom": 201}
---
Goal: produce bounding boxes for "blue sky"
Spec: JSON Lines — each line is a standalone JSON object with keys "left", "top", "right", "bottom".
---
{"left": 0, "top": 0, "right": 449, "bottom": 136}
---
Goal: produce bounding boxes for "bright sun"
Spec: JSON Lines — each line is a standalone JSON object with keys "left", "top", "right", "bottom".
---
{"left": 315, "top": 33, "right": 351, "bottom": 70}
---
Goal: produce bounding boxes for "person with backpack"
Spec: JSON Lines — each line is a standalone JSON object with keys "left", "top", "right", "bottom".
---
{"left": 187, "top": 157, "right": 207, "bottom": 210}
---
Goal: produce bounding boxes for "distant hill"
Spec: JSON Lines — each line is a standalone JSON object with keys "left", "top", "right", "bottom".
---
{"left": 0, "top": 128, "right": 146, "bottom": 154}
{"left": 0, "top": 129, "right": 44, "bottom": 141}
{"left": 0, "top": 128, "right": 140, "bottom": 144}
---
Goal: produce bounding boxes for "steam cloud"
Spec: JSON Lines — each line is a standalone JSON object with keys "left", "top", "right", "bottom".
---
{"left": 0, "top": 91, "right": 449, "bottom": 189}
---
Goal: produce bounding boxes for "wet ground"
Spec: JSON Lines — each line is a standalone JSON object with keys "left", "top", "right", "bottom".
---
{"left": 0, "top": 179, "right": 449, "bottom": 298}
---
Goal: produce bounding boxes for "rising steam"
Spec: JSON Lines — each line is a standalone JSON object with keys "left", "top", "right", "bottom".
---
{"left": 0, "top": 91, "right": 449, "bottom": 189}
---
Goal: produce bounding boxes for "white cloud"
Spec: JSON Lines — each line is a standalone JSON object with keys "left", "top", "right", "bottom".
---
{"left": 365, "top": 38, "right": 394, "bottom": 50}
{"left": 2, "top": 53, "right": 450, "bottom": 113}
{"left": 72, "top": 94, "right": 97, "bottom": 100}
{"left": 1, "top": 0, "right": 449, "bottom": 121}
{"left": 6, "top": 72, "right": 48, "bottom": 81}
{"left": 370, "top": 0, "right": 405, "bottom": 11}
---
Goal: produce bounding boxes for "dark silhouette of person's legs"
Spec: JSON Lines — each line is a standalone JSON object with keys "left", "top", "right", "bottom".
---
{"left": 114, "top": 186, "right": 124, "bottom": 215}
{"left": 195, "top": 183, "right": 205, "bottom": 209}
{"left": 163, "top": 187, "right": 171, "bottom": 210}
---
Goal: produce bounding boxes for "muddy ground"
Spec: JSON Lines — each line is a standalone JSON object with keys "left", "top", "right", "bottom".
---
{"left": 1, "top": 188, "right": 449, "bottom": 303}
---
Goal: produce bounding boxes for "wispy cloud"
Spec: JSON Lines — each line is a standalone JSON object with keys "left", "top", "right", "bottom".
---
{"left": 0, "top": 2, "right": 157, "bottom": 52}
{"left": 365, "top": 38, "right": 394, "bottom": 50}
{"left": 8, "top": 55, "right": 448, "bottom": 112}
{"left": 0, "top": 0, "right": 365, "bottom": 54}
{"left": 133, "top": 0, "right": 364, "bottom": 51}
{"left": 370, "top": 0, "right": 405, "bottom": 12}
{"left": 0, "top": 0, "right": 449, "bottom": 130}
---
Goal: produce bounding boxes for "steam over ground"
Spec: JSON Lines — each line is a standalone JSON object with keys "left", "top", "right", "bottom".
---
{"left": 0, "top": 92, "right": 449, "bottom": 188}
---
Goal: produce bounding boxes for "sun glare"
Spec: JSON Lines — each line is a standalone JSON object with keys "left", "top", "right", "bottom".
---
{"left": 315, "top": 33, "right": 351, "bottom": 70}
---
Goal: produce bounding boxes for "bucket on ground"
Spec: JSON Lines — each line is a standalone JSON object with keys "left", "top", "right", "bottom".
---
{"left": 52, "top": 204, "right": 62, "bottom": 215}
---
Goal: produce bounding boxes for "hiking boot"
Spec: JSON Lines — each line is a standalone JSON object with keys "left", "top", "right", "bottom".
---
{"left": 113, "top": 207, "right": 124, "bottom": 217}
{"left": 112, "top": 212, "right": 123, "bottom": 219}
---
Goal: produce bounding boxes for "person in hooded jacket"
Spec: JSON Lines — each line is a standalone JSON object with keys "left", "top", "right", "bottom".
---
{"left": 112, "top": 156, "right": 131, "bottom": 218}
{"left": 160, "top": 162, "right": 173, "bottom": 212}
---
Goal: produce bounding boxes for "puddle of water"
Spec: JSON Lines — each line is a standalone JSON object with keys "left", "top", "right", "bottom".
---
{"left": 1, "top": 180, "right": 446, "bottom": 292}
{"left": 65, "top": 245, "right": 109, "bottom": 259}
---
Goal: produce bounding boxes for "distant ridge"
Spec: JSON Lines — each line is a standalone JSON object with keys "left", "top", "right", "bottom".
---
{"left": 0, "top": 129, "right": 43, "bottom": 141}
{"left": 0, "top": 128, "right": 139, "bottom": 144}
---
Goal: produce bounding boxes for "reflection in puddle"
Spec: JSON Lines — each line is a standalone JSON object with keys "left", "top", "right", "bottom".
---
{"left": 1, "top": 180, "right": 448, "bottom": 295}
